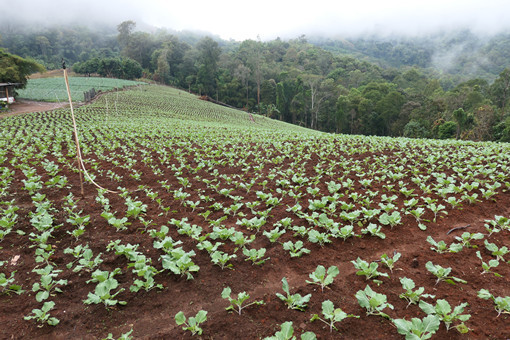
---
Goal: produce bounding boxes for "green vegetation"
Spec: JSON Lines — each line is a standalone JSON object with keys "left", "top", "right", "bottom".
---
{"left": 0, "top": 83, "right": 509, "bottom": 338}
{"left": 3, "top": 22, "right": 510, "bottom": 140}
{"left": 16, "top": 77, "right": 145, "bottom": 102}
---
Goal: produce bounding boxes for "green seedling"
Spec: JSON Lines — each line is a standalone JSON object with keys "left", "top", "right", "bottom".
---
{"left": 221, "top": 287, "right": 264, "bottom": 315}
{"left": 175, "top": 310, "right": 207, "bottom": 336}
{"left": 419, "top": 299, "right": 471, "bottom": 332}
{"left": 399, "top": 277, "right": 435, "bottom": 308}
{"left": 425, "top": 261, "right": 467, "bottom": 285}
{"left": 477, "top": 289, "right": 510, "bottom": 317}
{"left": 310, "top": 300, "right": 358, "bottom": 333}
{"left": 355, "top": 285, "right": 393, "bottom": 318}
{"left": 276, "top": 277, "right": 312, "bottom": 311}
{"left": 306, "top": 265, "right": 339, "bottom": 292}
{"left": 393, "top": 315, "right": 440, "bottom": 340}
{"left": 24, "top": 301, "right": 59, "bottom": 326}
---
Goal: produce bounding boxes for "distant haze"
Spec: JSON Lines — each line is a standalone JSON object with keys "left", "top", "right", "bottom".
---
{"left": 3, "top": 0, "right": 510, "bottom": 40}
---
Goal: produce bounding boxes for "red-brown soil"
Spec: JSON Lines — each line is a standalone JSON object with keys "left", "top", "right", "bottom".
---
{"left": 0, "top": 128, "right": 509, "bottom": 339}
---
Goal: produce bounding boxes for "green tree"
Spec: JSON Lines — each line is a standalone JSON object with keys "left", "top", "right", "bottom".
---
{"left": 196, "top": 37, "right": 221, "bottom": 96}
{"left": 438, "top": 121, "right": 458, "bottom": 139}
{"left": 0, "top": 49, "right": 45, "bottom": 88}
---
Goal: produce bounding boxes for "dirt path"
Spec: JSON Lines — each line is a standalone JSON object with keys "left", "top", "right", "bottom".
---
{"left": 0, "top": 100, "right": 69, "bottom": 119}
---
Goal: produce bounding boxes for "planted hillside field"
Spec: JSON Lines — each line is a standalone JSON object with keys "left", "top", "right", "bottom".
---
{"left": 16, "top": 77, "right": 146, "bottom": 102}
{"left": 1, "top": 85, "right": 510, "bottom": 339}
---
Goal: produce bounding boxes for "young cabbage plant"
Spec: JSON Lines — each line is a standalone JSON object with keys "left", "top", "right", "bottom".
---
{"left": 361, "top": 223, "right": 386, "bottom": 239}
{"left": 306, "top": 265, "right": 339, "bottom": 292}
{"left": 378, "top": 211, "right": 402, "bottom": 229}
{"left": 393, "top": 315, "right": 440, "bottom": 340}
{"left": 484, "top": 240, "right": 509, "bottom": 262}
{"left": 263, "top": 227, "right": 286, "bottom": 243}
{"left": 161, "top": 248, "right": 200, "bottom": 279}
{"left": 242, "top": 247, "right": 269, "bottom": 265}
{"left": 263, "top": 321, "right": 317, "bottom": 340}
{"left": 24, "top": 300, "right": 60, "bottom": 326}
{"left": 475, "top": 250, "right": 502, "bottom": 277}
{"left": 310, "top": 299, "right": 359, "bottom": 333}
{"left": 210, "top": 250, "right": 236, "bottom": 270}
{"left": 355, "top": 285, "right": 393, "bottom": 319}
{"left": 477, "top": 289, "right": 510, "bottom": 317}
{"left": 84, "top": 268, "right": 126, "bottom": 308}
{"left": 175, "top": 310, "right": 207, "bottom": 336}
{"left": 454, "top": 231, "right": 484, "bottom": 248}
{"left": 351, "top": 257, "right": 389, "bottom": 283}
{"left": 221, "top": 287, "right": 264, "bottom": 315}
{"left": 32, "top": 265, "right": 68, "bottom": 302}
{"left": 399, "top": 277, "right": 435, "bottom": 308}
{"left": 282, "top": 240, "right": 310, "bottom": 258}
{"left": 425, "top": 261, "right": 467, "bottom": 285}
{"left": 276, "top": 277, "right": 312, "bottom": 311}
{"left": 419, "top": 299, "right": 471, "bottom": 332}
{"left": 380, "top": 252, "right": 401, "bottom": 273}
{"left": 0, "top": 271, "right": 24, "bottom": 295}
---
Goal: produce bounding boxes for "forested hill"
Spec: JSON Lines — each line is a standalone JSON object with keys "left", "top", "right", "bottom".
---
{"left": 308, "top": 29, "right": 510, "bottom": 83}
{"left": 1, "top": 22, "right": 510, "bottom": 142}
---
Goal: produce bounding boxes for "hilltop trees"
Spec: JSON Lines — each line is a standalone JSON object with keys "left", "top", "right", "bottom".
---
{"left": 3, "top": 20, "right": 510, "bottom": 141}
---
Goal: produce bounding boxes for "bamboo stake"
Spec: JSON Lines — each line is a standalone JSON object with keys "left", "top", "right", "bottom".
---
{"left": 62, "top": 61, "right": 85, "bottom": 197}
{"left": 62, "top": 60, "right": 117, "bottom": 195}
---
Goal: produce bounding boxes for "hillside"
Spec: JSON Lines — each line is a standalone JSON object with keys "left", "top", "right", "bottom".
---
{"left": 0, "top": 84, "right": 509, "bottom": 339}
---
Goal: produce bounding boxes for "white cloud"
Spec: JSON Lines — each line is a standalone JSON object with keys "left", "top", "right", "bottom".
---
{"left": 3, "top": 0, "right": 510, "bottom": 40}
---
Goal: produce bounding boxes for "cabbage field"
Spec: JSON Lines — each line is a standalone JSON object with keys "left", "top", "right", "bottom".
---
{"left": 16, "top": 76, "right": 146, "bottom": 102}
{"left": 0, "top": 84, "right": 509, "bottom": 339}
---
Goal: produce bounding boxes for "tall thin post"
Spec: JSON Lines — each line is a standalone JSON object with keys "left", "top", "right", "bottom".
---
{"left": 62, "top": 60, "right": 85, "bottom": 197}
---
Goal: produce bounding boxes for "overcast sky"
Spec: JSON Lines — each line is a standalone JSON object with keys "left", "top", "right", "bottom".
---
{"left": 4, "top": 0, "right": 510, "bottom": 40}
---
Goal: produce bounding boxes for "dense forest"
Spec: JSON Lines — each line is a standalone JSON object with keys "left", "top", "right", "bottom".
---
{"left": 1, "top": 21, "right": 510, "bottom": 142}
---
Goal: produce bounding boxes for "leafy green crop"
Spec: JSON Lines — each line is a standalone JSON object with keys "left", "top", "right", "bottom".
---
{"left": 276, "top": 277, "right": 312, "bottom": 311}
{"left": 221, "top": 286, "right": 264, "bottom": 315}
{"left": 306, "top": 265, "right": 339, "bottom": 292}
{"left": 175, "top": 310, "right": 208, "bottom": 336}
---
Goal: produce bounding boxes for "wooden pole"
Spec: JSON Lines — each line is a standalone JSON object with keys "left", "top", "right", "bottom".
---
{"left": 62, "top": 61, "right": 85, "bottom": 197}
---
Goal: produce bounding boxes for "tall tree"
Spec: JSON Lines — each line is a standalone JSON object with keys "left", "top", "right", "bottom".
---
{"left": 196, "top": 37, "right": 221, "bottom": 96}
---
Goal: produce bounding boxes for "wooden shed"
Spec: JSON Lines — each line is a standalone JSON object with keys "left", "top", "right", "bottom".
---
{"left": 0, "top": 83, "right": 21, "bottom": 104}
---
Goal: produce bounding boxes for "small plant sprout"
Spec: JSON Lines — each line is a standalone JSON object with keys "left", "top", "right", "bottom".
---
{"left": 454, "top": 231, "right": 484, "bottom": 248}
{"left": 263, "top": 227, "right": 286, "bottom": 243}
{"left": 378, "top": 211, "right": 402, "bottom": 229}
{"left": 425, "top": 261, "right": 467, "bottom": 285}
{"left": 210, "top": 250, "right": 236, "bottom": 270}
{"left": 276, "top": 277, "right": 312, "bottom": 311}
{"left": 355, "top": 285, "right": 393, "bottom": 318}
{"left": 310, "top": 300, "right": 359, "bottom": 333}
{"left": 419, "top": 299, "right": 471, "bottom": 332}
{"left": 24, "top": 301, "right": 60, "bottom": 327}
{"left": 351, "top": 257, "right": 389, "bottom": 284}
{"left": 477, "top": 289, "right": 510, "bottom": 317}
{"left": 476, "top": 251, "right": 502, "bottom": 277}
{"left": 263, "top": 321, "right": 317, "bottom": 340}
{"left": 399, "top": 277, "right": 435, "bottom": 308}
{"left": 361, "top": 223, "right": 386, "bottom": 239}
{"left": 221, "top": 287, "right": 264, "bottom": 315}
{"left": 282, "top": 240, "right": 310, "bottom": 258}
{"left": 484, "top": 240, "right": 509, "bottom": 262}
{"left": 242, "top": 247, "right": 269, "bottom": 265}
{"left": 0, "top": 271, "right": 24, "bottom": 295}
{"left": 380, "top": 252, "right": 401, "bottom": 273}
{"left": 306, "top": 265, "right": 339, "bottom": 292}
{"left": 175, "top": 310, "right": 207, "bottom": 336}
{"left": 393, "top": 315, "right": 440, "bottom": 340}
{"left": 84, "top": 268, "right": 126, "bottom": 308}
